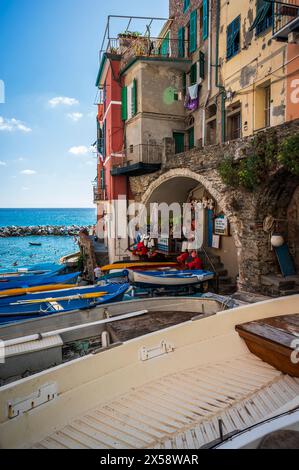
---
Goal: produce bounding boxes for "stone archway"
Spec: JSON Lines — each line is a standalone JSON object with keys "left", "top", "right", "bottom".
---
{"left": 139, "top": 168, "right": 242, "bottom": 283}
{"left": 141, "top": 168, "right": 242, "bottom": 251}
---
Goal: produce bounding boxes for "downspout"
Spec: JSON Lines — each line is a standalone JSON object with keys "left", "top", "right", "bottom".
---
{"left": 216, "top": 0, "right": 226, "bottom": 143}
{"left": 202, "top": 0, "right": 213, "bottom": 146}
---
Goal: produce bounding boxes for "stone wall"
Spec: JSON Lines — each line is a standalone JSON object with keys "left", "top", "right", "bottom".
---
{"left": 129, "top": 119, "right": 299, "bottom": 294}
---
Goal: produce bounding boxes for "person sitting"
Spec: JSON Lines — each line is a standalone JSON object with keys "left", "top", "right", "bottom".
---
{"left": 177, "top": 250, "right": 189, "bottom": 267}
{"left": 187, "top": 251, "right": 203, "bottom": 271}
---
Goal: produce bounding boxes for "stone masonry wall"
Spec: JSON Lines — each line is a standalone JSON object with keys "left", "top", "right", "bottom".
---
{"left": 129, "top": 119, "right": 299, "bottom": 294}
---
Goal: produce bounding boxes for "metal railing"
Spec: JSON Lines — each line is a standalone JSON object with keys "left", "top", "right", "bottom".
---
{"left": 112, "top": 143, "right": 163, "bottom": 169}
{"left": 106, "top": 37, "right": 190, "bottom": 67}
{"left": 93, "top": 186, "right": 107, "bottom": 203}
{"left": 271, "top": 0, "right": 299, "bottom": 38}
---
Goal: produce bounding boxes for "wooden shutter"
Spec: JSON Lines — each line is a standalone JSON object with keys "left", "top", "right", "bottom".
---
{"left": 199, "top": 52, "right": 205, "bottom": 79}
{"left": 121, "top": 86, "right": 128, "bottom": 121}
{"left": 100, "top": 168, "right": 105, "bottom": 190}
{"left": 184, "top": 0, "right": 190, "bottom": 12}
{"left": 189, "top": 10, "right": 197, "bottom": 54}
{"left": 178, "top": 27, "right": 185, "bottom": 57}
{"left": 161, "top": 32, "right": 170, "bottom": 56}
{"left": 190, "top": 63, "right": 197, "bottom": 85}
{"left": 203, "top": 0, "right": 209, "bottom": 40}
{"left": 132, "top": 80, "right": 137, "bottom": 116}
{"left": 227, "top": 16, "right": 240, "bottom": 59}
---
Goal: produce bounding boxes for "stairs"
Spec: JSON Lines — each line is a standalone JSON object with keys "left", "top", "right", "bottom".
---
{"left": 261, "top": 274, "right": 299, "bottom": 297}
{"left": 199, "top": 251, "right": 237, "bottom": 296}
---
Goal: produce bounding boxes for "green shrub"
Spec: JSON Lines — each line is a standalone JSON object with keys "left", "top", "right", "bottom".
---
{"left": 219, "top": 156, "right": 239, "bottom": 187}
{"left": 278, "top": 134, "right": 299, "bottom": 176}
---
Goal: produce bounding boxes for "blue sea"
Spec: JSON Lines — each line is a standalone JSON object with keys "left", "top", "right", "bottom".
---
{"left": 0, "top": 208, "right": 96, "bottom": 269}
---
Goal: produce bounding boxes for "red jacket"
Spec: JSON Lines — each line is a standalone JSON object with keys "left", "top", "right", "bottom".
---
{"left": 187, "top": 257, "right": 203, "bottom": 271}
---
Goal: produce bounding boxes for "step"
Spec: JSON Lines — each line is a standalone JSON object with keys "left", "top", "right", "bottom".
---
{"left": 261, "top": 275, "right": 296, "bottom": 290}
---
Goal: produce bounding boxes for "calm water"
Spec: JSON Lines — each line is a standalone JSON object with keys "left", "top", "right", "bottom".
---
{"left": 0, "top": 208, "right": 96, "bottom": 269}
{"left": 0, "top": 208, "right": 95, "bottom": 227}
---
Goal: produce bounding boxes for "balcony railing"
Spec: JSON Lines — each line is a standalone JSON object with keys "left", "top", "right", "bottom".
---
{"left": 106, "top": 37, "right": 190, "bottom": 69}
{"left": 93, "top": 186, "right": 107, "bottom": 203}
{"left": 271, "top": 0, "right": 299, "bottom": 40}
{"left": 111, "top": 143, "right": 163, "bottom": 176}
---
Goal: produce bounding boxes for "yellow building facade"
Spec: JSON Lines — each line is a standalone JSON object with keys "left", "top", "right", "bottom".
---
{"left": 218, "top": 0, "right": 289, "bottom": 139}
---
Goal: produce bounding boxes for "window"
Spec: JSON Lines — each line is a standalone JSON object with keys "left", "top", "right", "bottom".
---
{"left": 227, "top": 16, "right": 241, "bottom": 60}
{"left": 100, "top": 168, "right": 105, "bottom": 190}
{"left": 123, "top": 80, "right": 137, "bottom": 121}
{"left": 161, "top": 32, "right": 170, "bottom": 57}
{"left": 227, "top": 106, "right": 242, "bottom": 141}
{"left": 206, "top": 104, "right": 217, "bottom": 145}
{"left": 121, "top": 86, "right": 128, "bottom": 121}
{"left": 188, "top": 127, "right": 195, "bottom": 149}
{"left": 202, "top": 0, "right": 209, "bottom": 40}
{"left": 189, "top": 10, "right": 197, "bottom": 54}
{"left": 250, "top": 0, "right": 273, "bottom": 36}
{"left": 184, "top": 0, "right": 190, "bottom": 13}
{"left": 264, "top": 85, "right": 271, "bottom": 128}
{"left": 178, "top": 27, "right": 185, "bottom": 57}
{"left": 199, "top": 51, "right": 205, "bottom": 79}
{"left": 173, "top": 132, "right": 185, "bottom": 154}
{"left": 190, "top": 63, "right": 197, "bottom": 85}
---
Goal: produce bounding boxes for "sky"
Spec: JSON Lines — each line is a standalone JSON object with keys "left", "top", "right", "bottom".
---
{"left": 0, "top": 0, "right": 168, "bottom": 208}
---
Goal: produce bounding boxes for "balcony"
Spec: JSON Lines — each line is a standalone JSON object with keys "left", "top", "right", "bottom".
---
{"left": 271, "top": 0, "right": 299, "bottom": 41}
{"left": 93, "top": 186, "right": 107, "bottom": 203}
{"left": 111, "top": 143, "right": 162, "bottom": 176}
{"left": 106, "top": 36, "right": 191, "bottom": 72}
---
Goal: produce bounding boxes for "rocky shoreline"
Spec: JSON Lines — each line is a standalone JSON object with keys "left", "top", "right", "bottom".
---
{"left": 0, "top": 225, "right": 93, "bottom": 238}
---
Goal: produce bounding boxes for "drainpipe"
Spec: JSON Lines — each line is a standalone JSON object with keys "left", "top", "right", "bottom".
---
{"left": 202, "top": 0, "right": 213, "bottom": 146}
{"left": 216, "top": 0, "right": 226, "bottom": 143}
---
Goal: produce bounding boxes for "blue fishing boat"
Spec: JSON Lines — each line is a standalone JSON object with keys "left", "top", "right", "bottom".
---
{"left": 0, "top": 272, "right": 80, "bottom": 291}
{"left": 129, "top": 269, "right": 215, "bottom": 289}
{"left": 0, "top": 263, "right": 63, "bottom": 276}
{"left": 0, "top": 284, "right": 129, "bottom": 324}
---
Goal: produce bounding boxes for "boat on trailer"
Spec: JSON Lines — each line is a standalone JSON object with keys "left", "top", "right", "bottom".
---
{"left": 129, "top": 269, "right": 215, "bottom": 288}
{"left": 0, "top": 294, "right": 298, "bottom": 449}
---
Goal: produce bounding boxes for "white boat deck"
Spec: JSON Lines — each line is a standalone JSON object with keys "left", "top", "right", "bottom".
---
{"left": 32, "top": 353, "right": 299, "bottom": 450}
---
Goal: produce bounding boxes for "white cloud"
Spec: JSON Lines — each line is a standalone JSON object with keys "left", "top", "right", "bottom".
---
{"left": 20, "top": 169, "right": 37, "bottom": 175}
{"left": 22, "top": 187, "right": 30, "bottom": 191}
{"left": 69, "top": 145, "right": 92, "bottom": 156}
{"left": 0, "top": 116, "right": 32, "bottom": 133}
{"left": 49, "top": 96, "right": 79, "bottom": 107}
{"left": 67, "top": 112, "right": 83, "bottom": 122}
{"left": 0, "top": 160, "right": 7, "bottom": 166}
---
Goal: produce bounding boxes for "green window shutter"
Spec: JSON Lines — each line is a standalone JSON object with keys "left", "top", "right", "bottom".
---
{"left": 161, "top": 32, "right": 170, "bottom": 56}
{"left": 182, "top": 72, "right": 187, "bottom": 95}
{"left": 190, "top": 63, "right": 197, "bottom": 85}
{"left": 189, "top": 10, "right": 197, "bottom": 54}
{"left": 100, "top": 168, "right": 105, "bottom": 190}
{"left": 173, "top": 132, "right": 185, "bottom": 154}
{"left": 203, "top": 0, "right": 209, "bottom": 40}
{"left": 184, "top": 0, "right": 190, "bottom": 13}
{"left": 121, "top": 86, "right": 128, "bottom": 121}
{"left": 132, "top": 79, "right": 137, "bottom": 116}
{"left": 199, "top": 51, "right": 205, "bottom": 79}
{"left": 188, "top": 127, "right": 195, "bottom": 150}
{"left": 178, "top": 27, "right": 185, "bottom": 57}
{"left": 227, "top": 16, "right": 240, "bottom": 59}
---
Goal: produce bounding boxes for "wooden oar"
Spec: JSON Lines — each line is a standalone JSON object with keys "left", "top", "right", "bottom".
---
{"left": 0, "top": 284, "right": 72, "bottom": 298}
{"left": 12, "top": 291, "right": 109, "bottom": 305}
